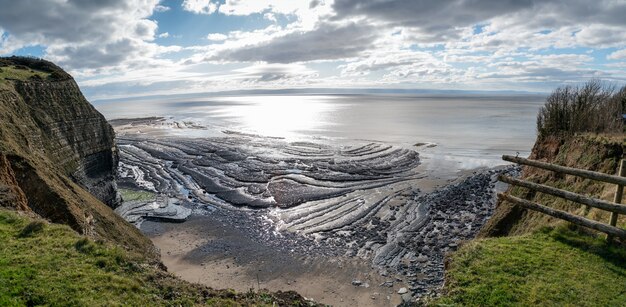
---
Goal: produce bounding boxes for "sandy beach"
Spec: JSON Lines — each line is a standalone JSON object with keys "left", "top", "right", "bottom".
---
{"left": 143, "top": 215, "right": 405, "bottom": 306}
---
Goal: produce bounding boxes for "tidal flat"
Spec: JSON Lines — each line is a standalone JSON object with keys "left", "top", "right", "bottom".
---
{"left": 108, "top": 113, "right": 520, "bottom": 306}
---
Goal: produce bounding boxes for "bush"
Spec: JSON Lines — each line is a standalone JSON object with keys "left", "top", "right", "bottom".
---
{"left": 537, "top": 80, "right": 624, "bottom": 137}
{"left": 17, "top": 221, "right": 46, "bottom": 238}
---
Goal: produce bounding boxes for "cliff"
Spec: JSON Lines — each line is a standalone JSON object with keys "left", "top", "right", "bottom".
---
{"left": 0, "top": 57, "right": 153, "bottom": 256}
{"left": 481, "top": 134, "right": 625, "bottom": 236}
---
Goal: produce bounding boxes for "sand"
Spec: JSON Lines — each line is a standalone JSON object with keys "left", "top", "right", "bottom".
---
{"left": 144, "top": 215, "right": 405, "bottom": 307}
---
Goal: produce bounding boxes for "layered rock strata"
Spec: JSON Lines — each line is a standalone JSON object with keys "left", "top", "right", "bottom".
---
{"left": 0, "top": 57, "right": 152, "bottom": 256}
{"left": 117, "top": 130, "right": 508, "bottom": 298}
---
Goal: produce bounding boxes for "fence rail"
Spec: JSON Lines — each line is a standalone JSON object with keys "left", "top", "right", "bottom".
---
{"left": 502, "top": 155, "right": 626, "bottom": 186}
{"left": 499, "top": 156, "right": 626, "bottom": 241}
{"left": 498, "top": 175, "right": 626, "bottom": 214}
{"left": 497, "top": 193, "right": 626, "bottom": 239}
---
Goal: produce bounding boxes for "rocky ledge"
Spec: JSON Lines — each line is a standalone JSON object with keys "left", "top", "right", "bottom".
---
{"left": 115, "top": 193, "right": 192, "bottom": 226}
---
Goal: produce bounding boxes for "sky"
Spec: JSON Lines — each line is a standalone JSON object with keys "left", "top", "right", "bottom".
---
{"left": 1, "top": 0, "right": 626, "bottom": 100}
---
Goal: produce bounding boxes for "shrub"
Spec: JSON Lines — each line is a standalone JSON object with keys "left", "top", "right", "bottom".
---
{"left": 17, "top": 221, "right": 46, "bottom": 238}
{"left": 537, "top": 80, "right": 624, "bottom": 137}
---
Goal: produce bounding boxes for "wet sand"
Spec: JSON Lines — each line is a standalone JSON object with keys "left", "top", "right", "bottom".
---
{"left": 144, "top": 215, "right": 404, "bottom": 306}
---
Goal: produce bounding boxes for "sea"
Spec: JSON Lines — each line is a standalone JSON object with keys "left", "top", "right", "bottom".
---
{"left": 94, "top": 93, "right": 545, "bottom": 170}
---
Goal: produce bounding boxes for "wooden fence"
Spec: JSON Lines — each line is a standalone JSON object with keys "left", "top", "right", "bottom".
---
{"left": 498, "top": 155, "right": 626, "bottom": 241}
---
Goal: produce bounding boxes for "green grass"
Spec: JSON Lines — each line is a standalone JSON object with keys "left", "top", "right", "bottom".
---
{"left": 434, "top": 226, "right": 626, "bottom": 306}
{"left": 119, "top": 188, "right": 156, "bottom": 202}
{"left": 0, "top": 66, "right": 50, "bottom": 82}
{"left": 0, "top": 209, "right": 307, "bottom": 306}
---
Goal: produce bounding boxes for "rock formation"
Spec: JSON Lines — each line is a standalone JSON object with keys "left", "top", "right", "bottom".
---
{"left": 0, "top": 57, "right": 153, "bottom": 257}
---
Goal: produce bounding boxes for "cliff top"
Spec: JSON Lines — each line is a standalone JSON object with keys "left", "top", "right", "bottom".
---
{"left": 0, "top": 56, "right": 71, "bottom": 84}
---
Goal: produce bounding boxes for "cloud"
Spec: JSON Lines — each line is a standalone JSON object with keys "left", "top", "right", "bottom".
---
{"left": 154, "top": 4, "right": 170, "bottom": 12}
{"left": 213, "top": 22, "right": 379, "bottom": 63}
{"left": 0, "top": 0, "right": 166, "bottom": 70}
{"left": 340, "top": 50, "right": 440, "bottom": 76}
{"left": 181, "top": 0, "right": 218, "bottom": 14}
{"left": 333, "top": 0, "right": 626, "bottom": 45}
{"left": 206, "top": 33, "right": 228, "bottom": 41}
{"left": 608, "top": 49, "right": 626, "bottom": 60}
{"left": 333, "top": 0, "right": 534, "bottom": 42}
{"left": 180, "top": 0, "right": 307, "bottom": 16}
{"left": 230, "top": 63, "right": 318, "bottom": 84}
{"left": 3, "top": 0, "right": 626, "bottom": 98}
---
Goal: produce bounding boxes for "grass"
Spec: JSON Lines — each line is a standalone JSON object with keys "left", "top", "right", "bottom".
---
{"left": 0, "top": 66, "right": 50, "bottom": 82}
{"left": 434, "top": 226, "right": 626, "bottom": 306}
{"left": 119, "top": 188, "right": 156, "bottom": 202}
{"left": 0, "top": 209, "right": 309, "bottom": 306}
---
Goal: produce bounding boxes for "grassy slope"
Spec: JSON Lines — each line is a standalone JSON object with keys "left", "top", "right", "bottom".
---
{"left": 435, "top": 226, "right": 626, "bottom": 306}
{"left": 0, "top": 66, "right": 49, "bottom": 82}
{"left": 0, "top": 209, "right": 311, "bottom": 307}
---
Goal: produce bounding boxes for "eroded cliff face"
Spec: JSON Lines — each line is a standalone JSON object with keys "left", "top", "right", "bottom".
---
{"left": 481, "top": 134, "right": 624, "bottom": 236}
{"left": 13, "top": 79, "right": 122, "bottom": 207}
{"left": 0, "top": 57, "right": 154, "bottom": 257}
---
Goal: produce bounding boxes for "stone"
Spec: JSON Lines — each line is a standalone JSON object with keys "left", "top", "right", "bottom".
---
{"left": 398, "top": 287, "right": 408, "bottom": 294}
{"left": 401, "top": 293, "right": 412, "bottom": 302}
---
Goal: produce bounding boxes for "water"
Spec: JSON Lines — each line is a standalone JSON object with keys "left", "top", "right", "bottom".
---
{"left": 94, "top": 93, "right": 545, "bottom": 168}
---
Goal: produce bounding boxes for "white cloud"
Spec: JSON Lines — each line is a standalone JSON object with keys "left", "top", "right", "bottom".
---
{"left": 608, "top": 49, "right": 626, "bottom": 60}
{"left": 206, "top": 33, "right": 228, "bottom": 41}
{"left": 3, "top": 0, "right": 626, "bottom": 98}
{"left": 154, "top": 5, "right": 170, "bottom": 12}
{"left": 0, "top": 0, "right": 169, "bottom": 72}
{"left": 229, "top": 63, "right": 318, "bottom": 84}
{"left": 182, "top": 0, "right": 218, "bottom": 14}
{"left": 218, "top": 1, "right": 304, "bottom": 16}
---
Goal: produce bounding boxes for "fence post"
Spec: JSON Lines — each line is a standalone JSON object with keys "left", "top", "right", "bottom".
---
{"left": 607, "top": 159, "right": 626, "bottom": 241}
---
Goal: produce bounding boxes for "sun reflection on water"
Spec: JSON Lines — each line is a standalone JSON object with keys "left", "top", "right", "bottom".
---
{"left": 210, "top": 95, "right": 339, "bottom": 138}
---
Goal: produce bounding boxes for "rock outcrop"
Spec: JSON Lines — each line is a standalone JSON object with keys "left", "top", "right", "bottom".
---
{"left": 0, "top": 57, "right": 153, "bottom": 257}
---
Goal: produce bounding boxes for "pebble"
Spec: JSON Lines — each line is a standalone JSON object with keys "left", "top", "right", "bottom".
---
{"left": 401, "top": 293, "right": 413, "bottom": 302}
{"left": 398, "top": 287, "right": 408, "bottom": 294}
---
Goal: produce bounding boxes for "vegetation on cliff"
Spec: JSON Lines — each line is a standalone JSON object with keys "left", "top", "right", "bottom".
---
{"left": 0, "top": 209, "right": 311, "bottom": 306}
{"left": 536, "top": 80, "right": 625, "bottom": 137}
{"left": 0, "top": 56, "right": 71, "bottom": 82}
